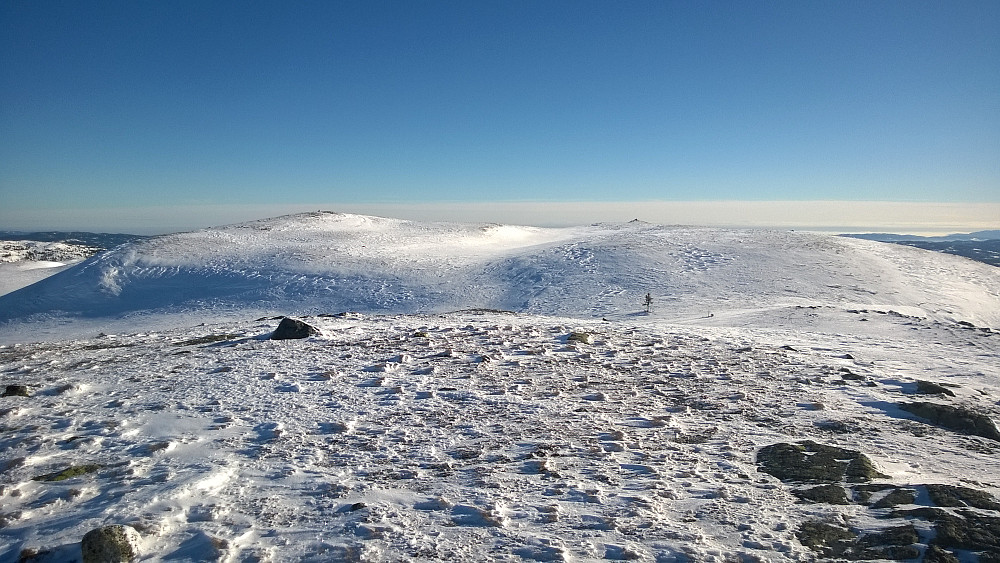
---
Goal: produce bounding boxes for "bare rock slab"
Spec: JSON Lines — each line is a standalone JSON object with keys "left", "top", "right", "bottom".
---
{"left": 756, "top": 440, "right": 886, "bottom": 483}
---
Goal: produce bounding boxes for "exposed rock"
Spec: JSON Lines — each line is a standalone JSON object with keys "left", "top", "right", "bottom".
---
{"left": 567, "top": 332, "right": 593, "bottom": 344}
{"left": 172, "top": 333, "right": 240, "bottom": 347}
{"left": 923, "top": 545, "right": 960, "bottom": 563}
{"left": 814, "top": 419, "right": 862, "bottom": 434}
{"left": 915, "top": 380, "right": 956, "bottom": 397}
{"left": 871, "top": 487, "right": 917, "bottom": 509}
{"left": 31, "top": 464, "right": 101, "bottom": 482}
{"left": 932, "top": 509, "right": 1000, "bottom": 555}
{"left": 891, "top": 507, "right": 1000, "bottom": 558}
{"left": 81, "top": 524, "right": 142, "bottom": 563}
{"left": 857, "top": 524, "right": 919, "bottom": 547}
{"left": 899, "top": 401, "right": 1000, "bottom": 442}
{"left": 793, "top": 484, "right": 850, "bottom": 504}
{"left": 270, "top": 317, "right": 319, "bottom": 340}
{"left": 856, "top": 525, "right": 921, "bottom": 559}
{"left": 795, "top": 521, "right": 855, "bottom": 556}
{"left": 2, "top": 385, "right": 29, "bottom": 398}
{"left": 839, "top": 369, "right": 866, "bottom": 381}
{"left": 853, "top": 484, "right": 897, "bottom": 504}
{"left": 798, "top": 521, "right": 923, "bottom": 560}
{"left": 756, "top": 441, "right": 887, "bottom": 483}
{"left": 925, "top": 484, "right": 1000, "bottom": 510}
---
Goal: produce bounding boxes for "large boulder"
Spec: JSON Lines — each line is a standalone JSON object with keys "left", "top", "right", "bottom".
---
{"left": 81, "top": 525, "right": 142, "bottom": 563}
{"left": 270, "top": 317, "right": 319, "bottom": 340}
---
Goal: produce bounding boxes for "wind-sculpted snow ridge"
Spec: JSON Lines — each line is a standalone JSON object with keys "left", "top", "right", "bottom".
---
{"left": 1, "top": 311, "right": 998, "bottom": 561}
{"left": 1, "top": 211, "right": 999, "bottom": 335}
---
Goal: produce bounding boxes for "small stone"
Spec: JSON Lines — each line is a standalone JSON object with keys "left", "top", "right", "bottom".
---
{"left": 81, "top": 525, "right": 142, "bottom": 563}
{"left": 1, "top": 385, "right": 29, "bottom": 398}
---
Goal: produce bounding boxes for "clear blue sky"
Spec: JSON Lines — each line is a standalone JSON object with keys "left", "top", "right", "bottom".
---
{"left": 1, "top": 1, "right": 998, "bottom": 230}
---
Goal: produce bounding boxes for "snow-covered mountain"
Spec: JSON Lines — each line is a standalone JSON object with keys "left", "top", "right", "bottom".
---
{"left": 2, "top": 211, "right": 998, "bottom": 331}
{"left": 2, "top": 212, "right": 999, "bottom": 562}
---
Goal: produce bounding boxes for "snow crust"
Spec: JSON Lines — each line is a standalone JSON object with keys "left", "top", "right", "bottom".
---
{"left": 1, "top": 212, "right": 999, "bottom": 561}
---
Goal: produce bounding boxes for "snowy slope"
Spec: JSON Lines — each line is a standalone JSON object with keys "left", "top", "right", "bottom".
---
{"left": 0, "top": 240, "right": 102, "bottom": 298}
{"left": 2, "top": 212, "right": 999, "bottom": 562}
{"left": 2, "top": 211, "right": 998, "bottom": 334}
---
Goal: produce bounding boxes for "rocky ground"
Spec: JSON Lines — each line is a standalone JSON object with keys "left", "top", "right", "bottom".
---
{"left": 2, "top": 309, "right": 998, "bottom": 562}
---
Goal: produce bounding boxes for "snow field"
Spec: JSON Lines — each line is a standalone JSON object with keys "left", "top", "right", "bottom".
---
{"left": 2, "top": 308, "right": 998, "bottom": 561}
{"left": 4, "top": 212, "right": 999, "bottom": 331}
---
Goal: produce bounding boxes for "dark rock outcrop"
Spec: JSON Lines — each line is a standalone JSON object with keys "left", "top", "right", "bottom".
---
{"left": 925, "top": 484, "right": 1000, "bottom": 510}
{"left": 793, "top": 484, "right": 850, "bottom": 504}
{"left": 870, "top": 487, "right": 916, "bottom": 509}
{"left": 270, "top": 317, "right": 319, "bottom": 340}
{"left": 891, "top": 507, "right": 1000, "bottom": 558}
{"left": 757, "top": 441, "right": 887, "bottom": 483}
{"left": 2, "top": 385, "right": 29, "bottom": 397}
{"left": 915, "top": 380, "right": 956, "bottom": 397}
{"left": 81, "top": 524, "right": 142, "bottom": 563}
{"left": 899, "top": 401, "right": 1000, "bottom": 442}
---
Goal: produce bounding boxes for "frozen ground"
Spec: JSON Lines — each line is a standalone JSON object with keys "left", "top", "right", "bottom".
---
{"left": 1, "top": 212, "right": 999, "bottom": 562}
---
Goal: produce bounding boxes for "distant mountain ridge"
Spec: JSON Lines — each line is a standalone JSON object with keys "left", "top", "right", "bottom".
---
{"left": 0, "top": 230, "right": 148, "bottom": 250}
{"left": 841, "top": 230, "right": 1000, "bottom": 242}
{"left": 840, "top": 231, "right": 1000, "bottom": 267}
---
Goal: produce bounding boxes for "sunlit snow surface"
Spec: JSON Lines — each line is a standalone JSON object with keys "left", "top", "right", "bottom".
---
{"left": 1, "top": 212, "right": 999, "bottom": 561}
{"left": 2, "top": 212, "right": 998, "bottom": 331}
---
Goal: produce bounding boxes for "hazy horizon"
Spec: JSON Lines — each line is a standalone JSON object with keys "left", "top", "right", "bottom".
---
{"left": 1, "top": 200, "right": 997, "bottom": 237}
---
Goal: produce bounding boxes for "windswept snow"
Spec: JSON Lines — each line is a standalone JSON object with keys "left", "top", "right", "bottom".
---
{"left": 1, "top": 212, "right": 999, "bottom": 562}
{"left": 1, "top": 211, "right": 998, "bottom": 334}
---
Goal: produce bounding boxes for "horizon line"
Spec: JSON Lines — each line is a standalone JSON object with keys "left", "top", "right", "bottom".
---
{"left": 2, "top": 200, "right": 998, "bottom": 236}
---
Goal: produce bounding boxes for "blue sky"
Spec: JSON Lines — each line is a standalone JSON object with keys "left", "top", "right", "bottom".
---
{"left": 2, "top": 1, "right": 998, "bottom": 232}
